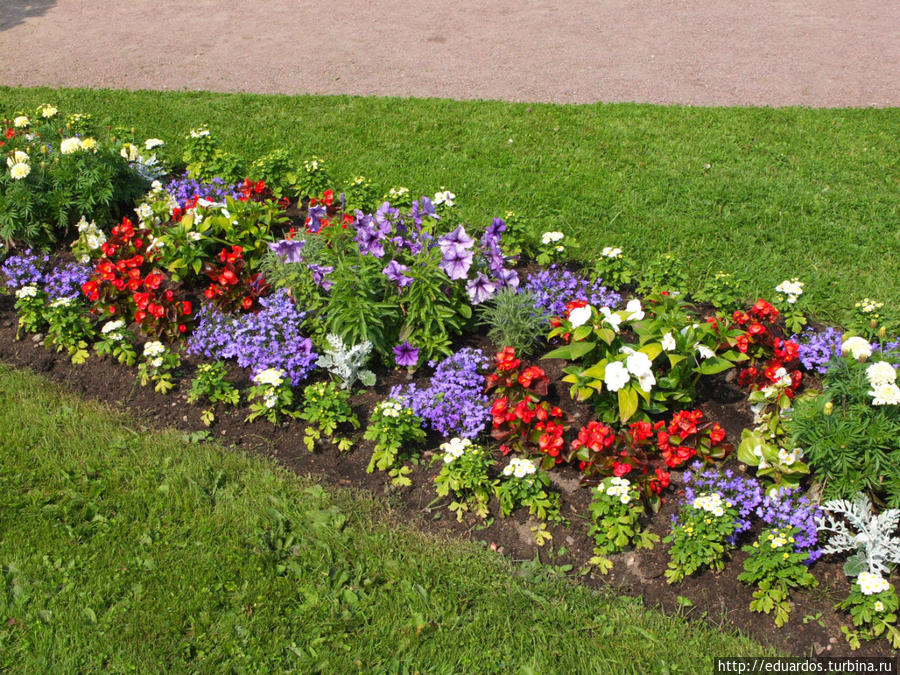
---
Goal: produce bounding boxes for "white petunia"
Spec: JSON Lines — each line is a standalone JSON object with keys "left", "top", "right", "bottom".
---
{"left": 568, "top": 305, "right": 592, "bottom": 329}
{"left": 661, "top": 332, "right": 676, "bottom": 352}
{"left": 695, "top": 344, "right": 716, "bottom": 361}
{"left": 604, "top": 361, "right": 631, "bottom": 392}
{"left": 624, "top": 299, "right": 644, "bottom": 321}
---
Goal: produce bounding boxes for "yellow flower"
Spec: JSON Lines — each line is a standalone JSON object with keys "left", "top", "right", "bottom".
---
{"left": 81, "top": 138, "right": 98, "bottom": 152}
{"left": 39, "top": 104, "right": 58, "bottom": 118}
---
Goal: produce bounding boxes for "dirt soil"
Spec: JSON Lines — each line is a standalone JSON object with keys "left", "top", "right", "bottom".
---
{"left": 1, "top": 0, "right": 899, "bottom": 107}
{"left": 0, "top": 291, "right": 894, "bottom": 658}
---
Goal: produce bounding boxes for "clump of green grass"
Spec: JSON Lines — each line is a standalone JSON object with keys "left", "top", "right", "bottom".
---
{"left": 0, "top": 365, "right": 773, "bottom": 670}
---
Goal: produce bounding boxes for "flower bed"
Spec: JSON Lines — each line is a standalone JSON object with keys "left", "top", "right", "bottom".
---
{"left": 2, "top": 105, "right": 900, "bottom": 655}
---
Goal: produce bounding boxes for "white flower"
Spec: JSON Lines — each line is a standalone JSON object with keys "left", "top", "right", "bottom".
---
{"left": 13, "top": 115, "right": 29, "bottom": 128}
{"left": 775, "top": 278, "right": 804, "bottom": 303}
{"left": 252, "top": 367, "right": 286, "bottom": 388}
{"left": 842, "top": 336, "right": 872, "bottom": 360}
{"left": 101, "top": 319, "right": 125, "bottom": 334}
{"left": 503, "top": 457, "right": 537, "bottom": 478}
{"left": 189, "top": 127, "right": 210, "bottom": 138}
{"left": 869, "top": 383, "right": 900, "bottom": 406}
{"left": 692, "top": 492, "right": 726, "bottom": 516}
{"left": 135, "top": 203, "right": 154, "bottom": 223}
{"left": 150, "top": 180, "right": 163, "bottom": 191}
{"left": 866, "top": 361, "right": 897, "bottom": 387}
{"left": 604, "top": 361, "right": 631, "bottom": 392}
{"left": 143, "top": 341, "right": 165, "bottom": 357}
{"left": 59, "top": 137, "right": 84, "bottom": 154}
{"left": 388, "top": 186, "right": 409, "bottom": 200}
{"left": 874, "top": 601, "right": 885, "bottom": 612}
{"left": 187, "top": 231, "right": 203, "bottom": 242}
{"left": 15, "top": 285, "right": 38, "bottom": 299}
{"left": 636, "top": 370, "right": 656, "bottom": 393}
{"left": 81, "top": 255, "right": 90, "bottom": 264}
{"left": 49, "top": 297, "right": 72, "bottom": 308}
{"left": 661, "top": 332, "right": 677, "bottom": 352}
{"left": 39, "top": 105, "right": 57, "bottom": 118}
{"left": 9, "top": 162, "right": 30, "bottom": 179}
{"left": 568, "top": 305, "right": 592, "bottom": 329}
{"left": 555, "top": 245, "right": 565, "bottom": 253}
{"left": 858, "top": 571, "right": 891, "bottom": 596}
{"left": 86, "top": 234, "right": 104, "bottom": 250}
{"left": 433, "top": 190, "right": 456, "bottom": 207}
{"left": 441, "top": 437, "right": 472, "bottom": 463}
{"left": 620, "top": 493, "right": 631, "bottom": 505}
{"left": 694, "top": 344, "right": 716, "bottom": 361}
{"left": 599, "top": 306, "right": 622, "bottom": 332}
{"left": 76, "top": 216, "right": 91, "bottom": 233}
{"left": 778, "top": 448, "right": 800, "bottom": 466}
{"left": 150, "top": 357, "right": 163, "bottom": 369}
{"left": 144, "top": 138, "right": 165, "bottom": 150}
{"left": 625, "top": 351, "right": 653, "bottom": 377}
{"left": 624, "top": 299, "right": 644, "bottom": 321}
{"left": 6, "top": 150, "right": 29, "bottom": 167}
{"left": 263, "top": 392, "right": 278, "bottom": 409}
{"left": 601, "top": 247, "right": 622, "bottom": 259}
{"left": 541, "top": 231, "right": 564, "bottom": 245}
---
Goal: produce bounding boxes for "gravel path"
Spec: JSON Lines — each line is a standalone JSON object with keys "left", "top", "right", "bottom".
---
{"left": 1, "top": 0, "right": 898, "bottom": 107}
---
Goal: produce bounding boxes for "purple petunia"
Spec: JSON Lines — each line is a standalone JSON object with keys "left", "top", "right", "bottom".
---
{"left": 382, "top": 260, "right": 413, "bottom": 288}
{"left": 393, "top": 341, "right": 420, "bottom": 367}
{"left": 466, "top": 273, "right": 496, "bottom": 305}
{"left": 439, "top": 242, "right": 474, "bottom": 281}
{"left": 306, "top": 205, "right": 327, "bottom": 234}
{"left": 268, "top": 239, "right": 306, "bottom": 263}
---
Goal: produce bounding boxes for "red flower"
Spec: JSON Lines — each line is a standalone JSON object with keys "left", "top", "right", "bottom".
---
{"left": 629, "top": 420, "right": 654, "bottom": 443}
{"left": 178, "top": 324, "right": 187, "bottom": 333}
{"left": 709, "top": 424, "right": 726, "bottom": 445}
{"left": 649, "top": 468, "right": 671, "bottom": 494}
{"left": 518, "top": 365, "right": 546, "bottom": 388}
{"left": 495, "top": 346, "right": 520, "bottom": 372}
{"left": 181, "top": 301, "right": 192, "bottom": 315}
{"left": 241, "top": 296, "right": 253, "bottom": 310}
{"left": 612, "top": 461, "right": 632, "bottom": 477}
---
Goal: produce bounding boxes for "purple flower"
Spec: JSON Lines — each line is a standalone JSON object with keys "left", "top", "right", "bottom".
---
{"left": 1, "top": 249, "right": 48, "bottom": 289}
{"left": 307, "top": 205, "right": 327, "bottom": 234}
{"left": 438, "top": 225, "right": 475, "bottom": 253}
{"left": 466, "top": 273, "right": 496, "bottom": 304}
{"left": 354, "top": 212, "right": 390, "bottom": 258}
{"left": 307, "top": 264, "right": 334, "bottom": 291}
{"left": 165, "top": 171, "right": 241, "bottom": 209}
{"left": 410, "top": 197, "right": 438, "bottom": 225}
{"left": 43, "top": 262, "right": 92, "bottom": 300}
{"left": 383, "top": 260, "right": 413, "bottom": 288}
{"left": 439, "top": 243, "right": 474, "bottom": 280}
{"left": 268, "top": 239, "right": 306, "bottom": 263}
{"left": 792, "top": 327, "right": 843, "bottom": 374}
{"left": 524, "top": 265, "right": 621, "bottom": 317}
{"left": 494, "top": 267, "right": 520, "bottom": 290}
{"left": 375, "top": 202, "right": 400, "bottom": 230}
{"left": 485, "top": 217, "right": 506, "bottom": 240}
{"left": 394, "top": 341, "right": 419, "bottom": 367}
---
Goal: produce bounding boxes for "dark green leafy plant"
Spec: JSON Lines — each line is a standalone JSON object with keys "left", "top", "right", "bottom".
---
{"left": 298, "top": 381, "right": 359, "bottom": 452}
{"left": 187, "top": 361, "right": 240, "bottom": 426}
{"left": 364, "top": 397, "right": 427, "bottom": 485}
{"left": 588, "top": 476, "right": 657, "bottom": 558}
{"left": 695, "top": 270, "right": 746, "bottom": 310}
{"left": 433, "top": 438, "right": 496, "bottom": 522}
{"left": 495, "top": 457, "right": 561, "bottom": 522}
{"left": 44, "top": 297, "right": 94, "bottom": 364}
{"left": 93, "top": 318, "right": 137, "bottom": 366}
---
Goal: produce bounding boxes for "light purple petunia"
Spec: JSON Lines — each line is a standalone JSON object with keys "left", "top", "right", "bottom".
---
{"left": 466, "top": 273, "right": 496, "bottom": 304}
{"left": 307, "top": 205, "right": 327, "bottom": 234}
{"left": 393, "top": 341, "right": 420, "bottom": 367}
{"left": 438, "top": 225, "right": 475, "bottom": 254}
{"left": 268, "top": 239, "right": 306, "bottom": 263}
{"left": 382, "top": 260, "right": 413, "bottom": 288}
{"left": 439, "top": 243, "right": 474, "bottom": 281}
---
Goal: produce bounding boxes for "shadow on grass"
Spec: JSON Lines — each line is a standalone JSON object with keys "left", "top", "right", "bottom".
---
{"left": 1, "top": 0, "right": 57, "bottom": 32}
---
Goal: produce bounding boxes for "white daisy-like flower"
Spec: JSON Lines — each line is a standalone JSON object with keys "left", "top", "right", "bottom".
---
{"left": 6, "top": 150, "right": 29, "bottom": 167}
{"left": 866, "top": 361, "right": 897, "bottom": 387}
{"left": 189, "top": 127, "right": 210, "bottom": 138}
{"left": 101, "top": 319, "right": 126, "bottom": 335}
{"left": 842, "top": 336, "right": 872, "bottom": 361}
{"left": 59, "top": 137, "right": 84, "bottom": 154}
{"left": 150, "top": 357, "right": 163, "bottom": 369}
{"left": 604, "top": 361, "right": 631, "bottom": 392}
{"left": 39, "top": 105, "right": 58, "bottom": 118}
{"left": 775, "top": 278, "right": 804, "bottom": 303}
{"left": 13, "top": 116, "right": 29, "bottom": 128}
{"left": 869, "top": 383, "right": 900, "bottom": 406}
{"left": 252, "top": 367, "right": 286, "bottom": 388}
{"left": 144, "top": 138, "right": 165, "bottom": 150}
{"left": 9, "top": 162, "right": 30, "bottom": 179}
{"left": 441, "top": 437, "right": 472, "bottom": 463}
{"left": 568, "top": 304, "right": 592, "bottom": 329}
{"left": 601, "top": 246, "right": 622, "bottom": 259}
{"left": 541, "top": 231, "right": 564, "bottom": 245}
{"left": 777, "top": 448, "right": 800, "bottom": 466}
{"left": 874, "top": 601, "right": 885, "bottom": 612}
{"left": 15, "top": 285, "right": 38, "bottom": 299}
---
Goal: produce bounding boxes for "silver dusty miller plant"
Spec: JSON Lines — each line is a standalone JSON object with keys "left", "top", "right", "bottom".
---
{"left": 816, "top": 493, "right": 900, "bottom": 577}
{"left": 316, "top": 333, "right": 376, "bottom": 390}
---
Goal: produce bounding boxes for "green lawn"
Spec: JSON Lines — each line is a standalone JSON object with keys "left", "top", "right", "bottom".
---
{"left": 3, "top": 86, "right": 899, "bottom": 323}
{"left": 0, "top": 366, "right": 772, "bottom": 671}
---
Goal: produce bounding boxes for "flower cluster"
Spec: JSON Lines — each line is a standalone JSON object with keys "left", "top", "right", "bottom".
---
{"left": 390, "top": 348, "right": 490, "bottom": 439}
{"left": 501, "top": 457, "right": 537, "bottom": 479}
{"left": 1, "top": 249, "right": 47, "bottom": 289}
{"left": 201, "top": 245, "right": 268, "bottom": 312}
{"left": 187, "top": 289, "right": 317, "bottom": 386}
{"left": 692, "top": 492, "right": 728, "bottom": 517}
{"left": 775, "top": 278, "right": 804, "bottom": 305}
{"left": 682, "top": 464, "right": 764, "bottom": 542}
{"left": 603, "top": 476, "right": 633, "bottom": 505}
{"left": 733, "top": 299, "right": 802, "bottom": 395}
{"left": 656, "top": 409, "right": 730, "bottom": 468}
{"left": 793, "top": 327, "right": 843, "bottom": 374}
{"left": 865, "top": 360, "right": 900, "bottom": 406}
{"left": 524, "top": 265, "right": 620, "bottom": 318}
{"left": 165, "top": 171, "right": 242, "bottom": 209}
{"left": 858, "top": 571, "right": 892, "bottom": 596}
{"left": 246, "top": 367, "right": 296, "bottom": 424}
{"left": 755, "top": 487, "right": 821, "bottom": 560}
{"left": 441, "top": 437, "right": 473, "bottom": 463}
{"left": 43, "top": 261, "right": 92, "bottom": 300}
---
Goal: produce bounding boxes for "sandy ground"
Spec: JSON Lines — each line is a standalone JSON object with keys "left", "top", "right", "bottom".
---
{"left": 1, "top": 0, "right": 898, "bottom": 107}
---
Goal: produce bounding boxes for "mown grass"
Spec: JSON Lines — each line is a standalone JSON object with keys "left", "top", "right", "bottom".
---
{"left": 0, "top": 365, "right": 773, "bottom": 671}
{"left": 3, "top": 86, "right": 899, "bottom": 323}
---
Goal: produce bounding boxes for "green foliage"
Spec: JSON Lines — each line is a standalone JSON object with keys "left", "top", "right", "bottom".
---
{"left": 738, "top": 528, "right": 817, "bottom": 628}
{"left": 496, "top": 209, "right": 535, "bottom": 259}
{"left": 791, "top": 355, "right": 900, "bottom": 506}
{"left": 249, "top": 148, "right": 294, "bottom": 198}
{"left": 588, "top": 477, "right": 657, "bottom": 556}
{"left": 637, "top": 252, "right": 690, "bottom": 296}
{"left": 695, "top": 270, "right": 746, "bottom": 310}
{"left": 295, "top": 156, "right": 331, "bottom": 199}
{"left": 298, "top": 381, "right": 359, "bottom": 452}
{"left": 343, "top": 175, "right": 382, "bottom": 213}
{"left": 847, "top": 298, "right": 896, "bottom": 342}
{"left": 836, "top": 581, "right": 900, "bottom": 650}
{"left": 12, "top": 285, "right": 47, "bottom": 338}
{"left": 494, "top": 459, "right": 561, "bottom": 522}
{"left": 181, "top": 126, "right": 245, "bottom": 183}
{"left": 364, "top": 398, "right": 426, "bottom": 482}
{"left": 478, "top": 287, "right": 548, "bottom": 357}
{"left": 534, "top": 230, "right": 576, "bottom": 266}
{"left": 136, "top": 341, "right": 180, "bottom": 394}
{"left": 590, "top": 246, "right": 635, "bottom": 290}
{"left": 93, "top": 319, "right": 137, "bottom": 366}
{"left": 43, "top": 297, "right": 94, "bottom": 364}
{"left": 186, "top": 361, "right": 240, "bottom": 426}
{"left": 664, "top": 494, "right": 740, "bottom": 584}
{"left": 433, "top": 438, "right": 496, "bottom": 522}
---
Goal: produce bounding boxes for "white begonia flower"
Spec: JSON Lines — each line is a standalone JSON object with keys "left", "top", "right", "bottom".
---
{"left": 866, "top": 361, "right": 897, "bottom": 387}
{"left": 869, "top": 383, "right": 900, "bottom": 406}
{"left": 541, "top": 231, "right": 564, "bottom": 245}
{"left": 842, "top": 336, "right": 872, "bottom": 361}
{"left": 601, "top": 247, "right": 622, "bottom": 259}
{"left": 7, "top": 150, "right": 29, "bottom": 167}
{"left": 624, "top": 299, "right": 644, "bottom": 321}
{"left": 86, "top": 234, "right": 104, "bottom": 250}
{"left": 150, "top": 180, "right": 163, "bottom": 191}
{"left": 661, "top": 332, "right": 677, "bottom": 352}
{"left": 15, "top": 285, "right": 38, "bottom": 299}
{"left": 695, "top": 344, "right": 716, "bottom": 361}
{"left": 858, "top": 571, "right": 891, "bottom": 596}
{"left": 9, "top": 162, "right": 30, "bottom": 179}
{"left": 778, "top": 448, "right": 800, "bottom": 466}
{"left": 40, "top": 105, "right": 58, "bottom": 118}
{"left": 144, "top": 138, "right": 164, "bottom": 150}
{"left": 143, "top": 341, "right": 165, "bottom": 357}
{"left": 60, "top": 137, "right": 84, "bottom": 154}
{"left": 433, "top": 190, "right": 456, "bottom": 207}
{"left": 599, "top": 306, "right": 622, "bottom": 332}
{"left": 568, "top": 304, "right": 592, "bottom": 329}
{"left": 76, "top": 216, "right": 90, "bottom": 232}
{"left": 13, "top": 115, "right": 29, "bottom": 128}
{"left": 604, "top": 361, "right": 631, "bottom": 392}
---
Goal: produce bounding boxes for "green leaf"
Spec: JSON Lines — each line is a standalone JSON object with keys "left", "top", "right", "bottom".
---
{"left": 542, "top": 341, "right": 596, "bottom": 361}
{"left": 696, "top": 356, "right": 735, "bottom": 375}
{"left": 639, "top": 342, "right": 662, "bottom": 362}
{"left": 618, "top": 387, "right": 639, "bottom": 424}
